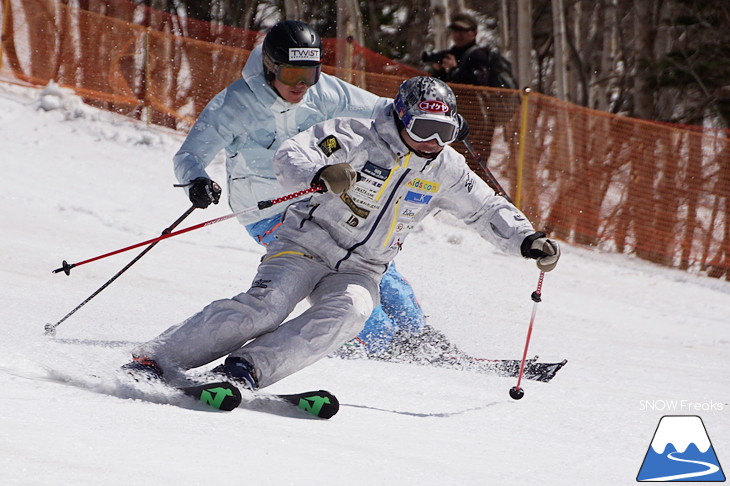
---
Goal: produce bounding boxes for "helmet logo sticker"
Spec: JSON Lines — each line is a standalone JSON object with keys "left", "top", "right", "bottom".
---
{"left": 289, "top": 48, "right": 320, "bottom": 62}
{"left": 418, "top": 100, "right": 450, "bottom": 114}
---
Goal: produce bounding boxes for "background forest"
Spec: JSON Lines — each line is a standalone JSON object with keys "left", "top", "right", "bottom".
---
{"left": 122, "top": 0, "right": 730, "bottom": 128}
{"left": 3, "top": 0, "right": 729, "bottom": 276}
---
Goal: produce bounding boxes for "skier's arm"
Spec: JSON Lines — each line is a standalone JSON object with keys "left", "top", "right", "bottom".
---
{"left": 317, "top": 74, "right": 391, "bottom": 119}
{"left": 436, "top": 158, "right": 535, "bottom": 256}
{"left": 437, "top": 159, "right": 560, "bottom": 269}
{"left": 273, "top": 119, "right": 356, "bottom": 192}
{"left": 173, "top": 84, "right": 244, "bottom": 186}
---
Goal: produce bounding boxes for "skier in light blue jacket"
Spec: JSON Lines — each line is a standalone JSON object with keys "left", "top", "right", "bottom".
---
{"left": 172, "top": 20, "right": 425, "bottom": 356}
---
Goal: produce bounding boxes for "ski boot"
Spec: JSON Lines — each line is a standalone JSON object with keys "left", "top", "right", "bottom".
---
{"left": 121, "top": 356, "right": 163, "bottom": 382}
{"left": 210, "top": 357, "right": 259, "bottom": 391}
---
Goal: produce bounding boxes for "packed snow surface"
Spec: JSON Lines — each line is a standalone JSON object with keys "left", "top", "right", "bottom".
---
{"left": 0, "top": 82, "right": 728, "bottom": 485}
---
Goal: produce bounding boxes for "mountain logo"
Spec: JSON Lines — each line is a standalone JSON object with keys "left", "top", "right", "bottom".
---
{"left": 637, "top": 415, "right": 726, "bottom": 482}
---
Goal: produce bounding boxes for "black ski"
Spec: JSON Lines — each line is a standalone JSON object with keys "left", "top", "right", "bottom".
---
{"left": 469, "top": 356, "right": 568, "bottom": 383}
{"left": 178, "top": 381, "right": 242, "bottom": 411}
{"left": 181, "top": 381, "right": 339, "bottom": 418}
{"left": 334, "top": 326, "right": 567, "bottom": 383}
{"left": 271, "top": 390, "right": 340, "bottom": 419}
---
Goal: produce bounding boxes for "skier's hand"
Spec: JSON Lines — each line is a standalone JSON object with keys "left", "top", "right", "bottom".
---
{"left": 455, "top": 114, "right": 470, "bottom": 142}
{"left": 313, "top": 163, "right": 358, "bottom": 194}
{"left": 188, "top": 177, "right": 221, "bottom": 209}
{"left": 522, "top": 233, "right": 561, "bottom": 272}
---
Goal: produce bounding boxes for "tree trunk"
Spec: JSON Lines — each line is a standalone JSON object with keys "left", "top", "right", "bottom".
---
{"left": 284, "top": 0, "right": 303, "bottom": 20}
{"left": 551, "top": 0, "right": 567, "bottom": 100}
{"left": 516, "top": 0, "right": 532, "bottom": 89}
{"left": 632, "top": 0, "right": 655, "bottom": 120}
{"left": 429, "top": 0, "right": 449, "bottom": 51}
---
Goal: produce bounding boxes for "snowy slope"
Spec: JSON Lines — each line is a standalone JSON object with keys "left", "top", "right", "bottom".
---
{"left": 0, "top": 82, "right": 728, "bottom": 486}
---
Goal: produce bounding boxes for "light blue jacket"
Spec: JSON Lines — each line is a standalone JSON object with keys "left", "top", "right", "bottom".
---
{"left": 173, "top": 45, "right": 391, "bottom": 224}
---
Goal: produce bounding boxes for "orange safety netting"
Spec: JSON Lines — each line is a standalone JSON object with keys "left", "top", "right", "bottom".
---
{"left": 2, "top": 0, "right": 729, "bottom": 279}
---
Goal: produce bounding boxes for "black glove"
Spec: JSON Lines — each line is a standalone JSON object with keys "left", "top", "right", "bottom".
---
{"left": 521, "top": 232, "right": 561, "bottom": 272}
{"left": 455, "top": 114, "right": 470, "bottom": 142}
{"left": 188, "top": 177, "right": 221, "bottom": 209}
{"left": 312, "top": 163, "right": 358, "bottom": 194}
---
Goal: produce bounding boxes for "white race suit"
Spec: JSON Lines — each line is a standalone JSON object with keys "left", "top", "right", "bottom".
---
{"left": 133, "top": 105, "right": 537, "bottom": 388}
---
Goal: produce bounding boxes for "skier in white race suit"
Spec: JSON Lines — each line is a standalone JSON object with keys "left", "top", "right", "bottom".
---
{"left": 125, "top": 76, "right": 560, "bottom": 389}
{"left": 172, "top": 20, "right": 436, "bottom": 358}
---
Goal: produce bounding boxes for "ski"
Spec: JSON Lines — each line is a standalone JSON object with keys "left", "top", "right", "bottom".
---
{"left": 181, "top": 376, "right": 339, "bottom": 418}
{"left": 268, "top": 389, "right": 340, "bottom": 419}
{"left": 177, "top": 382, "right": 339, "bottom": 418}
{"left": 178, "top": 381, "right": 242, "bottom": 411}
{"left": 48, "top": 368, "right": 339, "bottom": 418}
{"left": 466, "top": 356, "right": 568, "bottom": 383}
{"left": 333, "top": 331, "right": 567, "bottom": 383}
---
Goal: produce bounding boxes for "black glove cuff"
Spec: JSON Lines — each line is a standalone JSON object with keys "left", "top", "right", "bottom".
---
{"left": 310, "top": 166, "right": 329, "bottom": 192}
{"left": 521, "top": 231, "right": 547, "bottom": 259}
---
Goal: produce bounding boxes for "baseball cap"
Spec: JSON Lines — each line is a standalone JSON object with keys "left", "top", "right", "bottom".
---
{"left": 448, "top": 13, "right": 478, "bottom": 31}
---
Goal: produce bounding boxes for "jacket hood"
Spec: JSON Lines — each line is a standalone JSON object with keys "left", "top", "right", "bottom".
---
{"left": 374, "top": 104, "right": 411, "bottom": 157}
{"left": 242, "top": 44, "right": 264, "bottom": 81}
{"left": 241, "top": 45, "right": 279, "bottom": 107}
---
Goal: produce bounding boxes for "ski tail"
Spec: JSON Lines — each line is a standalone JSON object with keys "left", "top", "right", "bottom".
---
{"left": 179, "top": 382, "right": 242, "bottom": 411}
{"left": 470, "top": 357, "right": 568, "bottom": 382}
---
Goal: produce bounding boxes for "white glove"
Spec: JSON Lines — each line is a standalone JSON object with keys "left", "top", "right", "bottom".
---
{"left": 315, "top": 163, "right": 358, "bottom": 194}
{"left": 532, "top": 237, "right": 560, "bottom": 272}
{"left": 523, "top": 235, "right": 560, "bottom": 272}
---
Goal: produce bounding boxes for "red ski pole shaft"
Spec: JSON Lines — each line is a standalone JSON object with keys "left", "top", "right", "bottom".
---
{"left": 461, "top": 139, "right": 552, "bottom": 400}
{"left": 52, "top": 186, "right": 322, "bottom": 275}
{"left": 510, "top": 272, "right": 545, "bottom": 399}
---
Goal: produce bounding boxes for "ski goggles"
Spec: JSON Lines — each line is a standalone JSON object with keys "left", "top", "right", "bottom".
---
{"left": 272, "top": 63, "right": 322, "bottom": 87}
{"left": 404, "top": 114, "right": 459, "bottom": 146}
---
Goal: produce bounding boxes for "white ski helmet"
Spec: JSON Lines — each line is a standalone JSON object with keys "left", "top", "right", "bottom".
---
{"left": 393, "top": 76, "right": 459, "bottom": 146}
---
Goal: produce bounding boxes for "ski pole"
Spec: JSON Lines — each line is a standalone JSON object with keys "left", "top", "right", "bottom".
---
{"left": 45, "top": 186, "right": 321, "bottom": 336}
{"left": 509, "top": 271, "right": 545, "bottom": 400}
{"left": 462, "top": 138, "right": 513, "bottom": 204}
{"left": 51, "top": 185, "right": 322, "bottom": 276}
{"left": 44, "top": 205, "right": 197, "bottom": 336}
{"left": 462, "top": 138, "right": 552, "bottom": 399}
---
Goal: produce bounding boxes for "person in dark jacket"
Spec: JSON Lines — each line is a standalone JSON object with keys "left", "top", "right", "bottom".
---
{"left": 430, "top": 13, "right": 491, "bottom": 86}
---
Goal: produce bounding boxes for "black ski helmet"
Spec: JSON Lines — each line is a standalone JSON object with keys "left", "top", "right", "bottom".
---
{"left": 263, "top": 20, "right": 322, "bottom": 83}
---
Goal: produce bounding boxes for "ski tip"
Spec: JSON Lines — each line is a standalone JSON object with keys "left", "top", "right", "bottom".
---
{"left": 280, "top": 389, "right": 339, "bottom": 419}
{"left": 313, "top": 390, "right": 339, "bottom": 419}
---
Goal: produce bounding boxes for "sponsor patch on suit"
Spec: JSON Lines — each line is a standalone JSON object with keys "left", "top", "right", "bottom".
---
{"left": 406, "top": 178, "right": 440, "bottom": 193}
{"left": 404, "top": 191, "right": 432, "bottom": 204}
{"left": 318, "top": 135, "right": 341, "bottom": 157}
{"left": 362, "top": 162, "right": 390, "bottom": 181}
{"left": 340, "top": 192, "right": 370, "bottom": 218}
